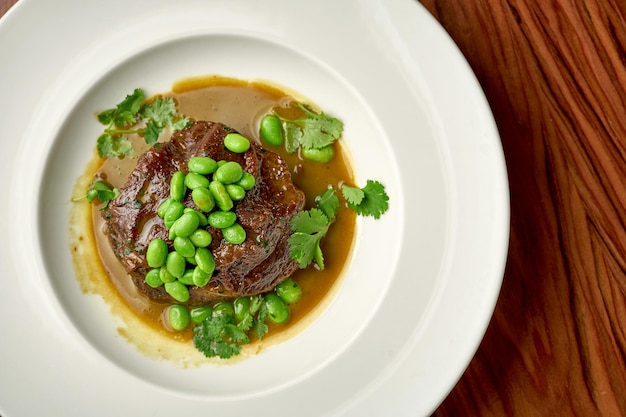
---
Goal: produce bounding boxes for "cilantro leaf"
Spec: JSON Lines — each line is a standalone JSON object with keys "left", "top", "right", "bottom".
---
{"left": 342, "top": 180, "right": 389, "bottom": 219}
{"left": 72, "top": 179, "right": 119, "bottom": 210}
{"left": 288, "top": 197, "right": 338, "bottom": 269}
{"left": 94, "top": 90, "right": 190, "bottom": 158}
{"left": 97, "top": 88, "right": 145, "bottom": 128}
{"left": 96, "top": 133, "right": 133, "bottom": 158}
{"left": 316, "top": 188, "right": 339, "bottom": 222}
{"left": 193, "top": 315, "right": 249, "bottom": 359}
{"left": 295, "top": 103, "right": 343, "bottom": 150}
{"left": 276, "top": 102, "right": 343, "bottom": 154}
{"left": 143, "top": 119, "right": 162, "bottom": 145}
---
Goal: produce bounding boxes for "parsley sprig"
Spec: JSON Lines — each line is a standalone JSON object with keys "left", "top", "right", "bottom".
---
{"left": 96, "top": 88, "right": 190, "bottom": 158}
{"left": 276, "top": 103, "right": 343, "bottom": 154}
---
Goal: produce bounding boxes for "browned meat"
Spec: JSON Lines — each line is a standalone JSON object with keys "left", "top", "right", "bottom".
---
{"left": 102, "top": 121, "right": 305, "bottom": 304}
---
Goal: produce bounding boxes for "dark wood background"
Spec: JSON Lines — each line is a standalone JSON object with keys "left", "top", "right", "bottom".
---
{"left": 2, "top": 0, "right": 626, "bottom": 415}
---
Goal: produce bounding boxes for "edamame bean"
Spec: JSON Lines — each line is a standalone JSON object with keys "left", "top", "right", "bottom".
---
{"left": 275, "top": 278, "right": 302, "bottom": 304}
{"left": 224, "top": 133, "right": 251, "bottom": 153}
{"left": 264, "top": 293, "right": 290, "bottom": 324}
{"left": 214, "top": 161, "right": 243, "bottom": 184}
{"left": 191, "top": 187, "right": 215, "bottom": 212}
{"left": 157, "top": 198, "right": 173, "bottom": 218}
{"left": 184, "top": 208, "right": 208, "bottom": 227}
{"left": 174, "top": 236, "right": 196, "bottom": 258}
{"left": 171, "top": 212, "right": 200, "bottom": 238}
{"left": 160, "top": 266, "right": 176, "bottom": 284}
{"left": 164, "top": 281, "right": 190, "bottom": 303}
{"left": 189, "top": 229, "right": 212, "bottom": 248}
{"left": 259, "top": 114, "right": 283, "bottom": 146}
{"left": 145, "top": 268, "right": 163, "bottom": 288}
{"left": 207, "top": 211, "right": 237, "bottom": 229}
{"left": 209, "top": 181, "right": 233, "bottom": 211}
{"left": 190, "top": 306, "right": 212, "bottom": 323}
{"left": 236, "top": 172, "right": 256, "bottom": 190}
{"left": 234, "top": 297, "right": 251, "bottom": 322}
{"left": 164, "top": 201, "right": 185, "bottom": 226}
{"left": 213, "top": 301, "right": 235, "bottom": 317}
{"left": 146, "top": 238, "right": 168, "bottom": 268}
{"left": 178, "top": 269, "right": 195, "bottom": 286}
{"left": 195, "top": 247, "right": 216, "bottom": 275}
{"left": 170, "top": 171, "right": 186, "bottom": 201}
{"left": 168, "top": 305, "right": 190, "bottom": 331}
{"left": 188, "top": 156, "right": 218, "bottom": 175}
{"left": 223, "top": 223, "right": 246, "bottom": 244}
{"left": 166, "top": 251, "right": 186, "bottom": 278}
{"left": 184, "top": 172, "right": 211, "bottom": 190}
{"left": 225, "top": 184, "right": 246, "bottom": 201}
{"left": 301, "top": 145, "right": 335, "bottom": 163}
{"left": 192, "top": 266, "right": 211, "bottom": 287}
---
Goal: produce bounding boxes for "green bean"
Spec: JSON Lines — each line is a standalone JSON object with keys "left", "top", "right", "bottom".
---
{"left": 163, "top": 201, "right": 185, "bottom": 226}
{"left": 224, "top": 133, "right": 251, "bottom": 153}
{"left": 170, "top": 171, "right": 187, "bottom": 201}
{"left": 171, "top": 212, "right": 200, "bottom": 238}
{"left": 166, "top": 251, "right": 186, "bottom": 278}
{"left": 168, "top": 305, "right": 190, "bottom": 331}
{"left": 234, "top": 297, "right": 251, "bottom": 322}
{"left": 164, "top": 281, "right": 190, "bottom": 303}
{"left": 189, "top": 229, "right": 212, "bottom": 248}
{"left": 225, "top": 184, "right": 246, "bottom": 201}
{"left": 236, "top": 172, "right": 256, "bottom": 190}
{"left": 209, "top": 180, "right": 233, "bottom": 211}
{"left": 214, "top": 161, "right": 244, "bottom": 184}
{"left": 264, "top": 293, "right": 290, "bottom": 324}
{"left": 213, "top": 301, "right": 235, "bottom": 317}
{"left": 145, "top": 269, "right": 163, "bottom": 288}
{"left": 194, "top": 247, "right": 216, "bottom": 275}
{"left": 157, "top": 198, "right": 173, "bottom": 218}
{"left": 259, "top": 114, "right": 283, "bottom": 146}
{"left": 191, "top": 187, "right": 215, "bottom": 213}
{"left": 178, "top": 269, "right": 195, "bottom": 286}
{"left": 275, "top": 278, "right": 302, "bottom": 304}
{"left": 223, "top": 223, "right": 246, "bottom": 244}
{"left": 146, "top": 238, "right": 168, "bottom": 268}
{"left": 207, "top": 211, "right": 237, "bottom": 229}
{"left": 184, "top": 172, "right": 211, "bottom": 190}
{"left": 173, "top": 236, "right": 196, "bottom": 258}
{"left": 301, "top": 145, "right": 335, "bottom": 163}
{"left": 188, "top": 156, "right": 218, "bottom": 175}
{"left": 192, "top": 266, "right": 211, "bottom": 287}
{"left": 190, "top": 306, "right": 212, "bottom": 323}
{"left": 159, "top": 266, "right": 176, "bottom": 283}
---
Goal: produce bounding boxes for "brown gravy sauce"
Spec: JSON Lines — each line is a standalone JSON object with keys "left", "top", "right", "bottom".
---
{"left": 70, "top": 75, "right": 356, "bottom": 363}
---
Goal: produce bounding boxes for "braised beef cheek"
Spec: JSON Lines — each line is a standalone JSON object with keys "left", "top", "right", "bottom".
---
{"left": 102, "top": 121, "right": 305, "bottom": 304}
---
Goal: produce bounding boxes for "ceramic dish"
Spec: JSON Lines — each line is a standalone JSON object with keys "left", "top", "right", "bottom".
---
{"left": 0, "top": 0, "right": 509, "bottom": 415}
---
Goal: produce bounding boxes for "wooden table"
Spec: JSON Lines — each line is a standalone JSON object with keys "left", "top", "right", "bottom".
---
{"left": 2, "top": 0, "right": 625, "bottom": 415}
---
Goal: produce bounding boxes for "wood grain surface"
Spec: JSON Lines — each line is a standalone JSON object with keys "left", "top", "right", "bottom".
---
{"left": 419, "top": 0, "right": 626, "bottom": 415}
{"left": 2, "top": 0, "right": 626, "bottom": 415}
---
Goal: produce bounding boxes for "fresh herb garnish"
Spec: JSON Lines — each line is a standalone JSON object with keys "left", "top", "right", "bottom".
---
{"left": 276, "top": 103, "right": 343, "bottom": 154}
{"left": 96, "top": 89, "right": 190, "bottom": 158}
{"left": 72, "top": 179, "right": 119, "bottom": 210}
{"left": 193, "top": 315, "right": 250, "bottom": 359}
{"left": 192, "top": 295, "right": 269, "bottom": 358}
{"left": 341, "top": 180, "right": 389, "bottom": 219}
{"left": 288, "top": 188, "right": 339, "bottom": 270}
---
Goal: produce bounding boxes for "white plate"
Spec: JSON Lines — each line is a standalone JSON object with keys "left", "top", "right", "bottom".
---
{"left": 0, "top": 0, "right": 509, "bottom": 416}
